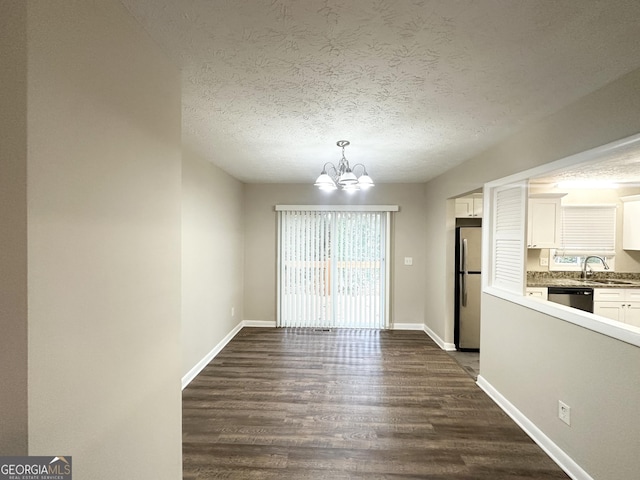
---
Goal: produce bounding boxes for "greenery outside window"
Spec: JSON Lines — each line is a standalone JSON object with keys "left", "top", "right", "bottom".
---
{"left": 549, "top": 250, "right": 616, "bottom": 272}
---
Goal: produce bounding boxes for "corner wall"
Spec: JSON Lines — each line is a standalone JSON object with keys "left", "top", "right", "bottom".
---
{"left": 182, "top": 149, "right": 244, "bottom": 377}
{"left": 0, "top": 0, "right": 28, "bottom": 455}
{"left": 423, "top": 67, "right": 640, "bottom": 479}
{"left": 26, "top": 1, "right": 182, "bottom": 478}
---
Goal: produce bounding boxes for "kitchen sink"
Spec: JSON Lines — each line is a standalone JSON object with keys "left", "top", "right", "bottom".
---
{"left": 589, "top": 279, "right": 634, "bottom": 285}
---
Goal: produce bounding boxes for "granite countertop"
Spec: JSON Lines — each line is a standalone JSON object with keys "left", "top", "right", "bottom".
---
{"left": 527, "top": 272, "right": 640, "bottom": 289}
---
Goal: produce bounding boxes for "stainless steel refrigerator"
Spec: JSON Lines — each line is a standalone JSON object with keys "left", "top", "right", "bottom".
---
{"left": 455, "top": 227, "right": 482, "bottom": 350}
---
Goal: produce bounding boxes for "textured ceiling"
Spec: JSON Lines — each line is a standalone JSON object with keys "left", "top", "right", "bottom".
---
{"left": 121, "top": 0, "right": 640, "bottom": 184}
{"left": 532, "top": 139, "right": 640, "bottom": 185}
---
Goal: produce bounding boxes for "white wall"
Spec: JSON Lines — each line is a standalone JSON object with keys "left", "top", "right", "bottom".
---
{"left": 424, "top": 67, "right": 640, "bottom": 479}
{"left": 25, "top": 1, "right": 182, "bottom": 478}
{"left": 243, "top": 184, "right": 427, "bottom": 327}
{"left": 182, "top": 148, "right": 244, "bottom": 377}
{"left": 0, "top": 0, "right": 28, "bottom": 455}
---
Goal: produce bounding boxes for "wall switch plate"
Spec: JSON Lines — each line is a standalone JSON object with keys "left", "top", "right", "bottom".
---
{"left": 558, "top": 400, "right": 571, "bottom": 426}
{"left": 404, "top": 257, "right": 413, "bottom": 266}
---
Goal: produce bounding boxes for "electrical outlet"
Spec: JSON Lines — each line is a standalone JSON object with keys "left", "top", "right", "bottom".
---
{"left": 231, "top": 307, "right": 235, "bottom": 317}
{"left": 558, "top": 401, "right": 571, "bottom": 426}
{"left": 540, "top": 256, "right": 549, "bottom": 266}
{"left": 404, "top": 257, "right": 413, "bottom": 266}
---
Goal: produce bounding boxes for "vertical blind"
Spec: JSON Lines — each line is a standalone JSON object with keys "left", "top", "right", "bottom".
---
{"left": 277, "top": 209, "right": 387, "bottom": 329}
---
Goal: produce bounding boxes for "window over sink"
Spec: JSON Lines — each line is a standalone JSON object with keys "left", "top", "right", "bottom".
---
{"left": 549, "top": 251, "right": 616, "bottom": 272}
{"left": 549, "top": 204, "right": 617, "bottom": 271}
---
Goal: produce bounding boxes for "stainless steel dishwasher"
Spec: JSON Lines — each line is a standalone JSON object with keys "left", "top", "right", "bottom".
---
{"left": 547, "top": 287, "right": 594, "bottom": 313}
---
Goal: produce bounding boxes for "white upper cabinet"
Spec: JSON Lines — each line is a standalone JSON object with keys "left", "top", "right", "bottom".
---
{"left": 622, "top": 195, "right": 640, "bottom": 250}
{"left": 527, "top": 194, "right": 565, "bottom": 249}
{"left": 455, "top": 194, "right": 483, "bottom": 218}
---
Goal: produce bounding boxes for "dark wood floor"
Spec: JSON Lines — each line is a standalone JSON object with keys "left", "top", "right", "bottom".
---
{"left": 183, "top": 328, "right": 569, "bottom": 479}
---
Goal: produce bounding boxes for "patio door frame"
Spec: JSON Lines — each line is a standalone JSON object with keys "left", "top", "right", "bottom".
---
{"left": 276, "top": 204, "right": 398, "bottom": 329}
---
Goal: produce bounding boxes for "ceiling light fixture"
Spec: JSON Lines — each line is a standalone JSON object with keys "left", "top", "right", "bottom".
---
{"left": 314, "top": 140, "right": 374, "bottom": 193}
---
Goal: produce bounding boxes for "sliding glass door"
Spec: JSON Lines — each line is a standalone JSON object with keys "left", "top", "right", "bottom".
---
{"left": 277, "top": 207, "right": 390, "bottom": 329}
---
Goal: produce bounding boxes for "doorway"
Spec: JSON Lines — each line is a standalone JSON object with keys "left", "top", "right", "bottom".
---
{"left": 277, "top": 209, "right": 389, "bottom": 329}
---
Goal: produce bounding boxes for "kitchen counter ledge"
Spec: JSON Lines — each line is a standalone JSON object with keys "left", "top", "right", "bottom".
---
{"left": 527, "top": 274, "right": 640, "bottom": 289}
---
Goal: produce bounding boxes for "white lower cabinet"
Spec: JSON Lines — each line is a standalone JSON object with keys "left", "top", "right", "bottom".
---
{"left": 526, "top": 287, "right": 548, "bottom": 300}
{"left": 593, "top": 288, "right": 640, "bottom": 327}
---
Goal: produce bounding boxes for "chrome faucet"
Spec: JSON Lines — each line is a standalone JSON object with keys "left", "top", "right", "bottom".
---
{"left": 581, "top": 255, "right": 610, "bottom": 279}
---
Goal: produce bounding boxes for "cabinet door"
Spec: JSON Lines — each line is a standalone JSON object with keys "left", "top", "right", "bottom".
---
{"left": 594, "top": 302, "right": 625, "bottom": 322}
{"left": 622, "top": 198, "right": 640, "bottom": 250}
{"left": 472, "top": 196, "right": 483, "bottom": 218}
{"left": 527, "top": 198, "right": 561, "bottom": 248}
{"left": 455, "top": 198, "right": 474, "bottom": 217}
{"left": 456, "top": 195, "right": 483, "bottom": 218}
{"left": 594, "top": 288, "right": 626, "bottom": 302}
{"left": 624, "top": 303, "right": 640, "bottom": 328}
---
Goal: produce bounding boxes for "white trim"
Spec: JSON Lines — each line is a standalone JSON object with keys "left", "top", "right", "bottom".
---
{"left": 392, "top": 322, "right": 425, "bottom": 331}
{"left": 275, "top": 204, "right": 399, "bottom": 212}
{"left": 477, "top": 375, "right": 594, "bottom": 480}
{"left": 394, "top": 322, "right": 457, "bottom": 351}
{"left": 242, "top": 319, "right": 277, "bottom": 328}
{"left": 181, "top": 321, "right": 243, "bottom": 390}
{"left": 384, "top": 211, "right": 391, "bottom": 328}
{"left": 423, "top": 323, "right": 457, "bottom": 351}
{"left": 181, "top": 320, "right": 277, "bottom": 390}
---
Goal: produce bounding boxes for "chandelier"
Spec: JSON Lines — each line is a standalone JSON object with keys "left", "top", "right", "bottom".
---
{"left": 314, "top": 140, "right": 374, "bottom": 192}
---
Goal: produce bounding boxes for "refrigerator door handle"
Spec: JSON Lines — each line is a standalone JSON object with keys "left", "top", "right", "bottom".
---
{"left": 462, "top": 239, "right": 468, "bottom": 307}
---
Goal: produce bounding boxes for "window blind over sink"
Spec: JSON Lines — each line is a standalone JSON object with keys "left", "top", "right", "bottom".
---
{"left": 559, "top": 205, "right": 616, "bottom": 255}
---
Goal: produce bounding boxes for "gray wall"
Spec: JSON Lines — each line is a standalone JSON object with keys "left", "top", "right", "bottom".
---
{"left": 18, "top": 1, "right": 183, "bottom": 478}
{"left": 243, "top": 184, "right": 427, "bottom": 326}
{"left": 423, "top": 67, "right": 640, "bottom": 479}
{"left": 182, "top": 149, "right": 245, "bottom": 376}
{"left": 0, "top": 0, "right": 28, "bottom": 456}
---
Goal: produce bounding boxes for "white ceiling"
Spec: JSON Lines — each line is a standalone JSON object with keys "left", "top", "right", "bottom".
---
{"left": 121, "top": 0, "right": 640, "bottom": 184}
{"left": 532, "top": 138, "right": 640, "bottom": 186}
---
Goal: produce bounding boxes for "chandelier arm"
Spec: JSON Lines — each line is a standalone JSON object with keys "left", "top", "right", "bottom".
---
{"left": 350, "top": 163, "right": 368, "bottom": 175}
{"left": 322, "top": 162, "right": 340, "bottom": 182}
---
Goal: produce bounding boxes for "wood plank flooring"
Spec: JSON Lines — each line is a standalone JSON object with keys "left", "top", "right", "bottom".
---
{"left": 183, "top": 328, "right": 570, "bottom": 479}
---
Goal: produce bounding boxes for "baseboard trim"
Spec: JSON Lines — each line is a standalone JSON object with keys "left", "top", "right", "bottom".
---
{"left": 423, "top": 323, "right": 457, "bottom": 351}
{"left": 392, "top": 322, "right": 456, "bottom": 351}
{"left": 242, "top": 320, "right": 277, "bottom": 328}
{"left": 391, "top": 322, "right": 424, "bottom": 330}
{"left": 182, "top": 320, "right": 277, "bottom": 390}
{"left": 181, "top": 321, "right": 243, "bottom": 390}
{"left": 476, "top": 375, "right": 593, "bottom": 480}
